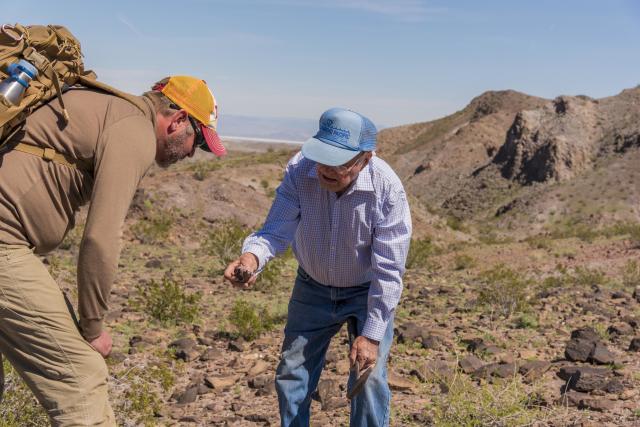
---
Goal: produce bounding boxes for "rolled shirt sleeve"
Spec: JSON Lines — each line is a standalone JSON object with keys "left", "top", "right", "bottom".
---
{"left": 361, "top": 188, "right": 412, "bottom": 342}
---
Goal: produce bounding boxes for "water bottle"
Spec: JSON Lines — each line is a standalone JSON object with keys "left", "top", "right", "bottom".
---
{"left": 0, "top": 59, "right": 38, "bottom": 108}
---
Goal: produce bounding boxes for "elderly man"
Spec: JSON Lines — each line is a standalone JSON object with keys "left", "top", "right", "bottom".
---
{"left": 0, "top": 76, "right": 224, "bottom": 426}
{"left": 225, "top": 108, "right": 412, "bottom": 426}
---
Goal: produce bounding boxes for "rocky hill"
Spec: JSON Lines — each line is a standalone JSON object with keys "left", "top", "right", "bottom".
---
{"left": 379, "top": 87, "right": 640, "bottom": 238}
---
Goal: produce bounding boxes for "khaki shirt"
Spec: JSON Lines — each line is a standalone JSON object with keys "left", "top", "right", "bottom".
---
{"left": 0, "top": 88, "right": 157, "bottom": 340}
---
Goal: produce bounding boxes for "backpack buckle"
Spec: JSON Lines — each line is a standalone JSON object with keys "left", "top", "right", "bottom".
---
{"left": 42, "top": 148, "right": 56, "bottom": 161}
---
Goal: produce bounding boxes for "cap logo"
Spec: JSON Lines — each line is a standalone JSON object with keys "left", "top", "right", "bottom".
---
{"left": 320, "top": 119, "right": 350, "bottom": 145}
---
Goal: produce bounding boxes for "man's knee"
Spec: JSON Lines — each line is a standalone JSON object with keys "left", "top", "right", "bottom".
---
{"left": 47, "top": 350, "right": 113, "bottom": 426}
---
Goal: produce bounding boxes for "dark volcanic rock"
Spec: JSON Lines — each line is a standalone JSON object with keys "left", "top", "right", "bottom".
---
{"left": 560, "top": 390, "right": 591, "bottom": 408}
{"left": 557, "top": 366, "right": 614, "bottom": 393}
{"left": 565, "top": 338, "right": 596, "bottom": 362}
{"left": 570, "top": 327, "right": 600, "bottom": 342}
{"left": 607, "top": 322, "right": 634, "bottom": 337}
{"left": 473, "top": 362, "right": 518, "bottom": 379}
{"left": 200, "top": 347, "right": 223, "bottom": 361}
{"left": 313, "top": 379, "right": 342, "bottom": 411}
{"left": 228, "top": 340, "right": 246, "bottom": 352}
{"left": 519, "top": 360, "right": 551, "bottom": 381}
{"left": 169, "top": 338, "right": 199, "bottom": 362}
{"left": 590, "top": 342, "right": 615, "bottom": 365}
{"left": 144, "top": 258, "right": 162, "bottom": 269}
{"left": 421, "top": 334, "right": 444, "bottom": 350}
{"left": 248, "top": 374, "right": 275, "bottom": 396}
{"left": 581, "top": 397, "right": 616, "bottom": 412}
{"left": 459, "top": 355, "right": 484, "bottom": 374}
{"left": 629, "top": 337, "right": 640, "bottom": 352}
{"left": 397, "top": 322, "right": 423, "bottom": 344}
{"left": 175, "top": 387, "right": 198, "bottom": 404}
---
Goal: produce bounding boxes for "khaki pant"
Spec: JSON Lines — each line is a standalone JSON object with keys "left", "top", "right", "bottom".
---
{"left": 0, "top": 244, "right": 115, "bottom": 426}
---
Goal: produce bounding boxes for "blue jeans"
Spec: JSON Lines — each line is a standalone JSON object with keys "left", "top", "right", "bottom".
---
{"left": 275, "top": 268, "right": 394, "bottom": 427}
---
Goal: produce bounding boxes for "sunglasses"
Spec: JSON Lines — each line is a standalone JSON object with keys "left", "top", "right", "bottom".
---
{"left": 169, "top": 103, "right": 206, "bottom": 153}
{"left": 188, "top": 115, "right": 206, "bottom": 151}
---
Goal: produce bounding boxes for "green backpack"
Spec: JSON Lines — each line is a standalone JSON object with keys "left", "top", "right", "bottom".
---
{"left": 0, "top": 24, "right": 147, "bottom": 166}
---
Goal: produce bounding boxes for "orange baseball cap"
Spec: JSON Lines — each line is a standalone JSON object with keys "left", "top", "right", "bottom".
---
{"left": 153, "top": 76, "right": 226, "bottom": 156}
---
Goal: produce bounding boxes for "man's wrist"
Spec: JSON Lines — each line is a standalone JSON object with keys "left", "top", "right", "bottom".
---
{"left": 80, "top": 318, "right": 103, "bottom": 341}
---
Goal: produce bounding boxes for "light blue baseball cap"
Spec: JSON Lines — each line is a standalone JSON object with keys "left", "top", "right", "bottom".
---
{"left": 302, "top": 108, "right": 377, "bottom": 166}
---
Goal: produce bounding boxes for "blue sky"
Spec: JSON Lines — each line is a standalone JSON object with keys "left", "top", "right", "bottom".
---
{"left": 5, "top": 0, "right": 640, "bottom": 128}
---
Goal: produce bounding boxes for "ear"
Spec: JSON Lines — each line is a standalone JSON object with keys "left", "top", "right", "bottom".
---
{"left": 168, "top": 109, "right": 189, "bottom": 133}
{"left": 361, "top": 152, "right": 373, "bottom": 167}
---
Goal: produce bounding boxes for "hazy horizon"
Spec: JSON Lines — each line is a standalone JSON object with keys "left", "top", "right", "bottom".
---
{"left": 5, "top": 1, "right": 640, "bottom": 127}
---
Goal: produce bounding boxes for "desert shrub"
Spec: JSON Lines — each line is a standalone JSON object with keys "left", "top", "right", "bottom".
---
{"left": 204, "top": 220, "right": 251, "bottom": 268}
{"left": 515, "top": 313, "right": 539, "bottom": 329}
{"left": 476, "top": 264, "right": 533, "bottom": 318}
{"left": 446, "top": 216, "right": 464, "bottom": 231}
{"left": 406, "top": 236, "right": 439, "bottom": 270}
{"left": 431, "top": 371, "right": 546, "bottom": 426}
{"left": 0, "top": 357, "right": 48, "bottom": 426}
{"left": 525, "top": 235, "right": 552, "bottom": 250}
{"left": 628, "top": 224, "right": 640, "bottom": 249}
{"left": 453, "top": 254, "right": 475, "bottom": 271}
{"left": 228, "top": 298, "right": 278, "bottom": 341}
{"left": 131, "top": 200, "right": 175, "bottom": 244}
{"left": 190, "top": 159, "right": 222, "bottom": 180}
{"left": 59, "top": 223, "right": 84, "bottom": 251}
{"left": 113, "top": 360, "right": 176, "bottom": 427}
{"left": 254, "top": 248, "right": 294, "bottom": 291}
{"left": 135, "top": 277, "right": 201, "bottom": 325}
{"left": 622, "top": 260, "right": 640, "bottom": 289}
{"left": 572, "top": 266, "right": 609, "bottom": 288}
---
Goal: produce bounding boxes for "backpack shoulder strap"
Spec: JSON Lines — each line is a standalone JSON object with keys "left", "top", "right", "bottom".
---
{"left": 77, "top": 75, "right": 149, "bottom": 114}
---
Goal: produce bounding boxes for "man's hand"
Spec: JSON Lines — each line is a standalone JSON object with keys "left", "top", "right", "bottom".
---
{"left": 224, "top": 252, "right": 259, "bottom": 289}
{"left": 89, "top": 330, "right": 112, "bottom": 358}
{"left": 349, "top": 336, "right": 379, "bottom": 370}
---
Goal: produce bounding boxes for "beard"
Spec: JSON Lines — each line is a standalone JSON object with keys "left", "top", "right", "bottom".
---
{"left": 158, "top": 128, "right": 190, "bottom": 168}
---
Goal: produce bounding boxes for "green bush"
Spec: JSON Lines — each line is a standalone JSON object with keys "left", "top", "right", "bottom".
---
{"left": 622, "top": 260, "right": 640, "bottom": 289}
{"left": 572, "top": 266, "right": 609, "bottom": 288}
{"left": 406, "top": 236, "right": 438, "bottom": 270}
{"left": 515, "top": 313, "right": 539, "bottom": 329}
{"left": 446, "top": 216, "right": 464, "bottom": 231}
{"left": 453, "top": 254, "right": 475, "bottom": 271}
{"left": 131, "top": 200, "right": 175, "bottom": 244}
{"left": 114, "top": 361, "right": 176, "bottom": 427}
{"left": 204, "top": 220, "right": 251, "bottom": 267}
{"left": 525, "top": 235, "right": 552, "bottom": 250}
{"left": 228, "top": 298, "right": 278, "bottom": 341}
{"left": 476, "top": 264, "right": 533, "bottom": 319}
{"left": 254, "top": 248, "right": 294, "bottom": 291}
{"left": 135, "top": 277, "right": 202, "bottom": 325}
{"left": 431, "top": 372, "right": 546, "bottom": 426}
{"left": 190, "top": 159, "right": 222, "bottom": 181}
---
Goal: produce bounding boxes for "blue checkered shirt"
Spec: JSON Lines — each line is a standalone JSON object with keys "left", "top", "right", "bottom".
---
{"left": 242, "top": 152, "right": 412, "bottom": 341}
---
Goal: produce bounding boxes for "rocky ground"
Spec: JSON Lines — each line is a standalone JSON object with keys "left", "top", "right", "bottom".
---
{"left": 2, "top": 144, "right": 640, "bottom": 426}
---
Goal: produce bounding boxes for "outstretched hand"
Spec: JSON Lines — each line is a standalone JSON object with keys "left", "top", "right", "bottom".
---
{"left": 349, "top": 336, "right": 379, "bottom": 370}
{"left": 224, "top": 252, "right": 259, "bottom": 289}
{"left": 89, "top": 330, "right": 112, "bottom": 358}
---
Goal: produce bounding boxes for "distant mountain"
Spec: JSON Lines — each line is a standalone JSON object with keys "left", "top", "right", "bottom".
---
{"left": 378, "top": 87, "right": 640, "bottom": 236}
{"left": 218, "top": 114, "right": 317, "bottom": 142}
